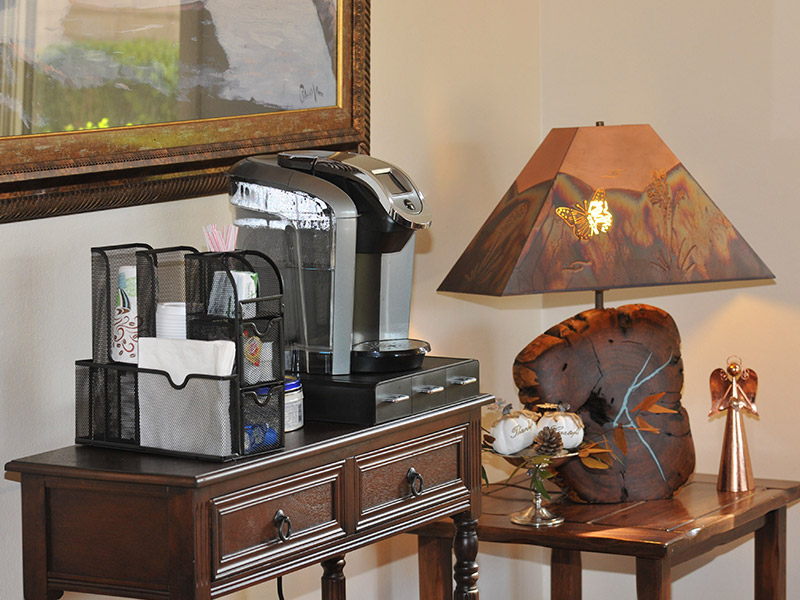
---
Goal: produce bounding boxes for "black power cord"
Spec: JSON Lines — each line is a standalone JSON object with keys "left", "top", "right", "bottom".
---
{"left": 277, "top": 575, "right": 285, "bottom": 600}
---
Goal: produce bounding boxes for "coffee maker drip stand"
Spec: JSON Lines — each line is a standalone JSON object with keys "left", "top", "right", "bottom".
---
{"left": 350, "top": 339, "right": 430, "bottom": 373}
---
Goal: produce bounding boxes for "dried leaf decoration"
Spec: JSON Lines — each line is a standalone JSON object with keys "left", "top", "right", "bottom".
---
{"left": 577, "top": 443, "right": 609, "bottom": 457}
{"left": 580, "top": 455, "right": 610, "bottom": 469}
{"left": 612, "top": 425, "right": 628, "bottom": 455}
{"left": 633, "top": 392, "right": 665, "bottom": 413}
{"left": 632, "top": 392, "right": 677, "bottom": 416}
{"left": 577, "top": 440, "right": 615, "bottom": 469}
{"left": 594, "top": 450, "right": 614, "bottom": 466}
{"left": 646, "top": 404, "right": 678, "bottom": 414}
{"left": 636, "top": 416, "right": 660, "bottom": 434}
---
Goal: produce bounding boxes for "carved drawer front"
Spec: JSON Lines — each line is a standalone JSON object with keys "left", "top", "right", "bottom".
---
{"left": 211, "top": 462, "right": 346, "bottom": 579}
{"left": 354, "top": 425, "right": 470, "bottom": 531}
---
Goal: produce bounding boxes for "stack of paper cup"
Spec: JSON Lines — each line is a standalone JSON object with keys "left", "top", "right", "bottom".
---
{"left": 112, "top": 266, "right": 139, "bottom": 363}
{"left": 156, "top": 302, "right": 187, "bottom": 339}
{"left": 208, "top": 271, "right": 258, "bottom": 319}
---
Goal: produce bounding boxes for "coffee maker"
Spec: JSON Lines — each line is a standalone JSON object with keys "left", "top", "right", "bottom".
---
{"left": 229, "top": 150, "right": 480, "bottom": 424}
{"left": 229, "top": 149, "right": 432, "bottom": 375}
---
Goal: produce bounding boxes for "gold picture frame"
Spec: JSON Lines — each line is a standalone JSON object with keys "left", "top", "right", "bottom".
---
{"left": 0, "top": 0, "right": 370, "bottom": 224}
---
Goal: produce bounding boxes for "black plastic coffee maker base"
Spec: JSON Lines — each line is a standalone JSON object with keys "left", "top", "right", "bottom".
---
{"left": 300, "top": 356, "right": 480, "bottom": 426}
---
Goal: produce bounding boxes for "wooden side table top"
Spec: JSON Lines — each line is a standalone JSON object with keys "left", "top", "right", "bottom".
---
{"left": 422, "top": 473, "right": 800, "bottom": 559}
{"left": 415, "top": 473, "right": 800, "bottom": 600}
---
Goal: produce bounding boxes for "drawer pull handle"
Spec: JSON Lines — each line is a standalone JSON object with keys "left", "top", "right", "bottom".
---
{"left": 383, "top": 394, "right": 411, "bottom": 404}
{"left": 451, "top": 376, "right": 477, "bottom": 386}
{"left": 418, "top": 385, "right": 445, "bottom": 395}
{"left": 274, "top": 509, "right": 293, "bottom": 542}
{"left": 406, "top": 467, "right": 425, "bottom": 497}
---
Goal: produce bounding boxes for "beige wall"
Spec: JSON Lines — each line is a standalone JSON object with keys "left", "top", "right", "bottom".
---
{"left": 539, "top": 2, "right": 800, "bottom": 596}
{"left": 2, "top": 1, "right": 798, "bottom": 598}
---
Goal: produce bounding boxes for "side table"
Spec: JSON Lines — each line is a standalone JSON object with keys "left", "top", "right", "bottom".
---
{"left": 414, "top": 473, "right": 800, "bottom": 600}
{"left": 6, "top": 395, "right": 490, "bottom": 600}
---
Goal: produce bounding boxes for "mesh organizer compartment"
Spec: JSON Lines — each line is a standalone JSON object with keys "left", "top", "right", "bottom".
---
{"left": 91, "top": 243, "right": 153, "bottom": 364}
{"left": 136, "top": 246, "right": 198, "bottom": 340}
{"left": 76, "top": 245, "right": 286, "bottom": 461}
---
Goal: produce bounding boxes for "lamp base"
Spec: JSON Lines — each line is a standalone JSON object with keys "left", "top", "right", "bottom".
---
{"left": 514, "top": 303, "right": 696, "bottom": 503}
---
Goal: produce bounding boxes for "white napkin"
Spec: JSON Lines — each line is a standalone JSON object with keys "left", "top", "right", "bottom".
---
{"left": 138, "top": 337, "right": 236, "bottom": 386}
{"left": 137, "top": 337, "right": 237, "bottom": 457}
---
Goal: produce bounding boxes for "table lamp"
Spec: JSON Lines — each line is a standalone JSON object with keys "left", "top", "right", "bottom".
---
{"left": 438, "top": 123, "right": 774, "bottom": 502}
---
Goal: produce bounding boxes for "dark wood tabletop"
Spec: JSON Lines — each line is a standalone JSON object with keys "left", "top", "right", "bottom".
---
{"left": 415, "top": 472, "right": 800, "bottom": 599}
{"left": 477, "top": 473, "right": 798, "bottom": 557}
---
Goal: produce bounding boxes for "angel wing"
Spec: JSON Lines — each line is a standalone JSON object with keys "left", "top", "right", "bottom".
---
{"left": 709, "top": 367, "right": 758, "bottom": 416}
{"left": 737, "top": 368, "right": 758, "bottom": 415}
{"left": 709, "top": 367, "right": 732, "bottom": 416}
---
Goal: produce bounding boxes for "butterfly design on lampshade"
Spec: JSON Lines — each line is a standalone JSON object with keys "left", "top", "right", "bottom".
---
{"left": 556, "top": 188, "right": 614, "bottom": 240}
{"left": 709, "top": 356, "right": 758, "bottom": 417}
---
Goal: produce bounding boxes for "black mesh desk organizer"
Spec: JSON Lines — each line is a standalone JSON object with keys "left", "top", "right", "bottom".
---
{"left": 75, "top": 244, "right": 285, "bottom": 461}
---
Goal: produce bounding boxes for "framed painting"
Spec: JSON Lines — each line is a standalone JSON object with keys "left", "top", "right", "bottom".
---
{"left": 0, "top": 0, "right": 370, "bottom": 223}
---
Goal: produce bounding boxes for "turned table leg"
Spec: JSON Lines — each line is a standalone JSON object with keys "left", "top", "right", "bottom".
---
{"left": 755, "top": 507, "right": 787, "bottom": 600}
{"left": 321, "top": 556, "right": 346, "bottom": 600}
{"left": 452, "top": 513, "right": 479, "bottom": 599}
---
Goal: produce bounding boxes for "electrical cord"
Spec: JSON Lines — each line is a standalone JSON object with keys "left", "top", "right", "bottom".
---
{"left": 277, "top": 576, "right": 285, "bottom": 600}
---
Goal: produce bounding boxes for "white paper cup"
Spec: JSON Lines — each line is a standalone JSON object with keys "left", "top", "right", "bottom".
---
{"left": 156, "top": 302, "right": 186, "bottom": 339}
{"left": 112, "top": 306, "right": 139, "bottom": 363}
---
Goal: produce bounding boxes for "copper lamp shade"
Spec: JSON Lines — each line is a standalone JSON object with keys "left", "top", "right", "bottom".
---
{"left": 438, "top": 124, "right": 774, "bottom": 296}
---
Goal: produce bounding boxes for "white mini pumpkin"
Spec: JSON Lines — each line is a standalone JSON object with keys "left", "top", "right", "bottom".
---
{"left": 490, "top": 410, "right": 538, "bottom": 455}
{"left": 537, "top": 411, "right": 584, "bottom": 449}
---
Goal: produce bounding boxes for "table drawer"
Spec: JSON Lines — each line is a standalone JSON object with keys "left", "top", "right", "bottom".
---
{"left": 211, "top": 461, "right": 346, "bottom": 579}
{"left": 354, "top": 425, "right": 470, "bottom": 531}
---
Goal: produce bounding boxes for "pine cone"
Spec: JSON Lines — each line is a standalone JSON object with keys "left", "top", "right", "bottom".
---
{"left": 533, "top": 426, "right": 563, "bottom": 456}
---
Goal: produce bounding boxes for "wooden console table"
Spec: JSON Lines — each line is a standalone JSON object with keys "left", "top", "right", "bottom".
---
{"left": 415, "top": 473, "right": 800, "bottom": 600}
{"left": 5, "top": 396, "right": 490, "bottom": 600}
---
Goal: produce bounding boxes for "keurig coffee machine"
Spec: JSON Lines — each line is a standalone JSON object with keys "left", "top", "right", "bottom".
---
{"left": 229, "top": 150, "right": 479, "bottom": 424}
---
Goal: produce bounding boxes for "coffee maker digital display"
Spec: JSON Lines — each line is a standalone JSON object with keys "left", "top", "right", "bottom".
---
{"left": 229, "top": 150, "right": 432, "bottom": 376}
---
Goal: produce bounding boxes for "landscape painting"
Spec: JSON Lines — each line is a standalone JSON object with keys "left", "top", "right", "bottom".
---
{"left": 0, "top": 0, "right": 339, "bottom": 136}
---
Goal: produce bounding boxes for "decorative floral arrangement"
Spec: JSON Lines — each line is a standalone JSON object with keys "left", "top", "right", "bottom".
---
{"left": 483, "top": 401, "right": 613, "bottom": 499}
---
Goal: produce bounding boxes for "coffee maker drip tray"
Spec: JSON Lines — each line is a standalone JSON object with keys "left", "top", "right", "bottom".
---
{"left": 350, "top": 338, "right": 431, "bottom": 373}
{"left": 300, "top": 356, "right": 480, "bottom": 426}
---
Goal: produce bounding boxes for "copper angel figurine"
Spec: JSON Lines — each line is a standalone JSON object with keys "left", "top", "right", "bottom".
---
{"left": 709, "top": 356, "right": 757, "bottom": 492}
{"left": 709, "top": 356, "right": 758, "bottom": 417}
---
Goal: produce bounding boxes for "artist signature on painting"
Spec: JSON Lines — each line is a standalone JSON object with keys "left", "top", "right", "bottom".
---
{"left": 299, "top": 83, "right": 324, "bottom": 104}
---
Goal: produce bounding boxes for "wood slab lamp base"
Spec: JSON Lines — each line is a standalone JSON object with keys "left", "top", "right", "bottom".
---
{"left": 514, "top": 303, "right": 696, "bottom": 503}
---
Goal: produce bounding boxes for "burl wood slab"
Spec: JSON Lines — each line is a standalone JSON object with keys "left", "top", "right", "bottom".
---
{"left": 514, "top": 304, "right": 695, "bottom": 503}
